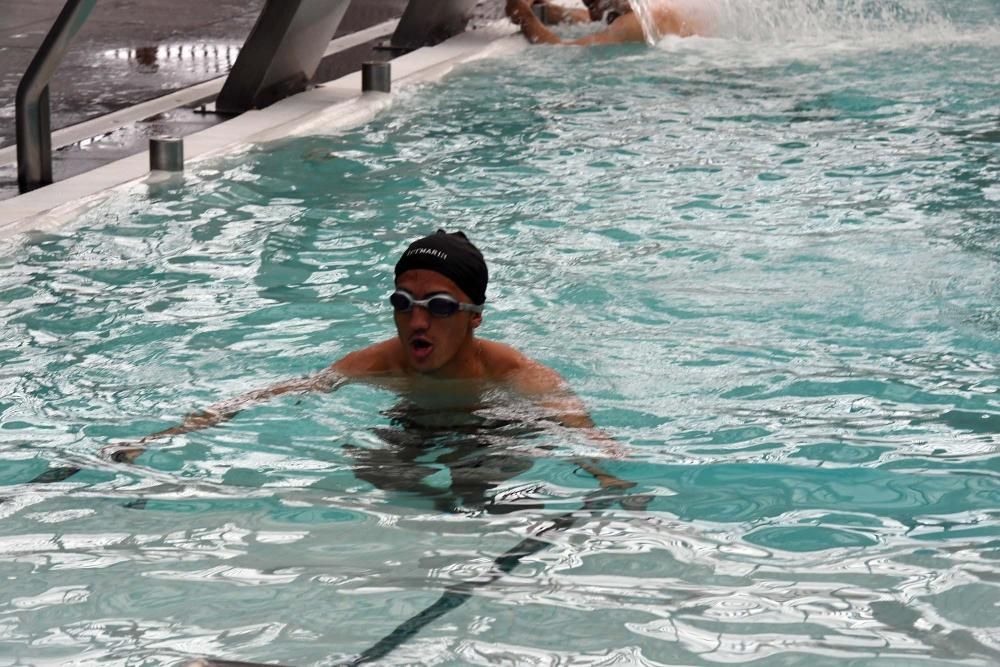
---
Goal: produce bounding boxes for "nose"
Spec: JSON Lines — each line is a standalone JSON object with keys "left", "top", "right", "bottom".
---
{"left": 408, "top": 304, "right": 432, "bottom": 330}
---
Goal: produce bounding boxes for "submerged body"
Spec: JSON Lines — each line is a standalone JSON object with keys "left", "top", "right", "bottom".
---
{"left": 107, "top": 231, "right": 631, "bottom": 501}
{"left": 353, "top": 395, "right": 551, "bottom": 513}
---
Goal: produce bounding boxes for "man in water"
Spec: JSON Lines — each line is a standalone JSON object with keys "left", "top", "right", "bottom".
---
{"left": 506, "top": 0, "right": 710, "bottom": 45}
{"left": 108, "top": 230, "right": 633, "bottom": 509}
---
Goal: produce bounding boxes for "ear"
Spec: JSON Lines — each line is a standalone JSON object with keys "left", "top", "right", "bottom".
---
{"left": 470, "top": 311, "right": 483, "bottom": 330}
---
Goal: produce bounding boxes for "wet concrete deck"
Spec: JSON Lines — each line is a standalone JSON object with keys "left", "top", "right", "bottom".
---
{"left": 0, "top": 0, "right": 409, "bottom": 200}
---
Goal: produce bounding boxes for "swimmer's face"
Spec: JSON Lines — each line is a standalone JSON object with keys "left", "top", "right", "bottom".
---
{"left": 583, "top": 0, "right": 630, "bottom": 21}
{"left": 393, "top": 269, "right": 482, "bottom": 376}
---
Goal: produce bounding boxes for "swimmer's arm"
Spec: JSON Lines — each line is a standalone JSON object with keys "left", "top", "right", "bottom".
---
{"left": 105, "top": 367, "right": 347, "bottom": 462}
{"left": 132, "top": 342, "right": 391, "bottom": 443}
{"left": 507, "top": 0, "right": 562, "bottom": 44}
{"left": 565, "top": 12, "right": 646, "bottom": 45}
{"left": 510, "top": 362, "right": 633, "bottom": 490}
{"left": 152, "top": 371, "right": 342, "bottom": 439}
{"left": 508, "top": 0, "right": 645, "bottom": 45}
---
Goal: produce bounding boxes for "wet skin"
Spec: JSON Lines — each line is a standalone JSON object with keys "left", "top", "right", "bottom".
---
{"left": 392, "top": 269, "right": 483, "bottom": 377}
{"left": 508, "top": 0, "right": 707, "bottom": 45}
{"left": 100, "top": 267, "right": 634, "bottom": 491}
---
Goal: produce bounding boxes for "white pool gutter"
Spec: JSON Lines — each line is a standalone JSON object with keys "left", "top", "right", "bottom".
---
{"left": 0, "top": 24, "right": 523, "bottom": 241}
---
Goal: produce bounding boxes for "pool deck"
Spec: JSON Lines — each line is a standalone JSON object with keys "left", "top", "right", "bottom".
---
{"left": 0, "top": 3, "right": 521, "bottom": 239}
{"left": 0, "top": 0, "right": 410, "bottom": 203}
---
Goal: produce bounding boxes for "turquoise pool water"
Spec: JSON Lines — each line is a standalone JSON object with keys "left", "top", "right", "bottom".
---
{"left": 2, "top": 1, "right": 999, "bottom": 664}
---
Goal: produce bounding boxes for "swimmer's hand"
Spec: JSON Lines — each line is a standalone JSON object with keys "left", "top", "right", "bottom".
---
{"left": 511, "top": 0, "right": 590, "bottom": 25}
{"left": 98, "top": 406, "right": 235, "bottom": 464}
{"left": 577, "top": 461, "right": 652, "bottom": 511}
{"left": 506, "top": 0, "right": 535, "bottom": 25}
{"left": 578, "top": 464, "right": 654, "bottom": 511}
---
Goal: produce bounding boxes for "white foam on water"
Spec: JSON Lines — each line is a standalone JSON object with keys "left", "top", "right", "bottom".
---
{"left": 645, "top": 0, "right": 1000, "bottom": 56}
{"left": 629, "top": 0, "right": 664, "bottom": 45}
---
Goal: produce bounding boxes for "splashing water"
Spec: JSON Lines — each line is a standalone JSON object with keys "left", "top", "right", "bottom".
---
{"left": 713, "top": 0, "right": 949, "bottom": 41}
{"left": 628, "top": 0, "right": 663, "bottom": 45}
{"left": 626, "top": 0, "right": 971, "bottom": 47}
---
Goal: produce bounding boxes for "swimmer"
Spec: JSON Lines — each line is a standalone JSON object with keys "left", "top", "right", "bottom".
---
{"left": 506, "top": 0, "right": 712, "bottom": 45}
{"left": 107, "top": 230, "right": 633, "bottom": 496}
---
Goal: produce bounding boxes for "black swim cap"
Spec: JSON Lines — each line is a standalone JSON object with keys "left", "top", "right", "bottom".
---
{"left": 394, "top": 230, "right": 488, "bottom": 305}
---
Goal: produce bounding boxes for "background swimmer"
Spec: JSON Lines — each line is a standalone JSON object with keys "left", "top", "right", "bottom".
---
{"left": 506, "top": 0, "right": 713, "bottom": 45}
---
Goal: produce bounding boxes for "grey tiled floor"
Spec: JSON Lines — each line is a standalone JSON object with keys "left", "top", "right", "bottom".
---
{"left": 0, "top": 0, "right": 410, "bottom": 199}
{"left": 0, "top": 0, "right": 268, "bottom": 148}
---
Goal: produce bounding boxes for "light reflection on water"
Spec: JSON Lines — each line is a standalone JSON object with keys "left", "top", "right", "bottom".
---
{"left": 2, "top": 0, "right": 1000, "bottom": 664}
{"left": 100, "top": 44, "right": 242, "bottom": 75}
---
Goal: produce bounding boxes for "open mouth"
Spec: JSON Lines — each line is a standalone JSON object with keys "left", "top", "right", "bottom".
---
{"left": 410, "top": 337, "right": 433, "bottom": 361}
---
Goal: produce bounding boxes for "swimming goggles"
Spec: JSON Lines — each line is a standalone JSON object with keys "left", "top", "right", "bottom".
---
{"left": 389, "top": 290, "right": 483, "bottom": 317}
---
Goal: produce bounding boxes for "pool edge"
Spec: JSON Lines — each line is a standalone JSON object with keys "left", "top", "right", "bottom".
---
{"left": 0, "top": 26, "right": 523, "bottom": 241}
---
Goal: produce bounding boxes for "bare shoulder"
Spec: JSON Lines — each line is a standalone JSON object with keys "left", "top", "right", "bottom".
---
{"left": 329, "top": 339, "right": 404, "bottom": 378}
{"left": 652, "top": 2, "right": 701, "bottom": 37}
{"left": 479, "top": 339, "right": 567, "bottom": 394}
{"left": 570, "top": 12, "right": 646, "bottom": 45}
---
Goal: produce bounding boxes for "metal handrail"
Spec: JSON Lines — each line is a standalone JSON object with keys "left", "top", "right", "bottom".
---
{"left": 15, "top": 0, "right": 96, "bottom": 194}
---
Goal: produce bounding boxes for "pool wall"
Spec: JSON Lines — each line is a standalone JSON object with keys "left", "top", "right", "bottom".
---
{"left": 0, "top": 25, "right": 521, "bottom": 241}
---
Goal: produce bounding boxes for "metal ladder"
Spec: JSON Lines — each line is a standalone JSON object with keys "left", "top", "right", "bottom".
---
{"left": 15, "top": 0, "right": 95, "bottom": 194}
{"left": 13, "top": 0, "right": 482, "bottom": 195}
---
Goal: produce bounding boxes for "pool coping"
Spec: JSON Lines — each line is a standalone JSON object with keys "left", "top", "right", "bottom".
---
{"left": 0, "top": 19, "right": 403, "bottom": 170}
{"left": 0, "top": 24, "right": 522, "bottom": 240}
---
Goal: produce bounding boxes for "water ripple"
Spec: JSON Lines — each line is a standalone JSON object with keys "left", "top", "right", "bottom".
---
{"left": 2, "top": 2, "right": 999, "bottom": 664}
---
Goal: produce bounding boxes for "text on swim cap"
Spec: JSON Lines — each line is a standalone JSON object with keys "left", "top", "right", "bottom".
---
{"left": 406, "top": 248, "right": 448, "bottom": 261}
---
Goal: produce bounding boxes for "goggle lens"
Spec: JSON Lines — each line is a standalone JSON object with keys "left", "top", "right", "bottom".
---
{"left": 389, "top": 291, "right": 411, "bottom": 312}
{"left": 390, "top": 291, "right": 462, "bottom": 317}
{"left": 427, "top": 297, "right": 460, "bottom": 317}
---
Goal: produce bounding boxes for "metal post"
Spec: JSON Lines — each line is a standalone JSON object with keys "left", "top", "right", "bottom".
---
{"left": 15, "top": 0, "right": 96, "bottom": 193}
{"left": 149, "top": 137, "right": 184, "bottom": 172}
{"left": 361, "top": 62, "right": 391, "bottom": 93}
{"left": 38, "top": 87, "right": 53, "bottom": 185}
